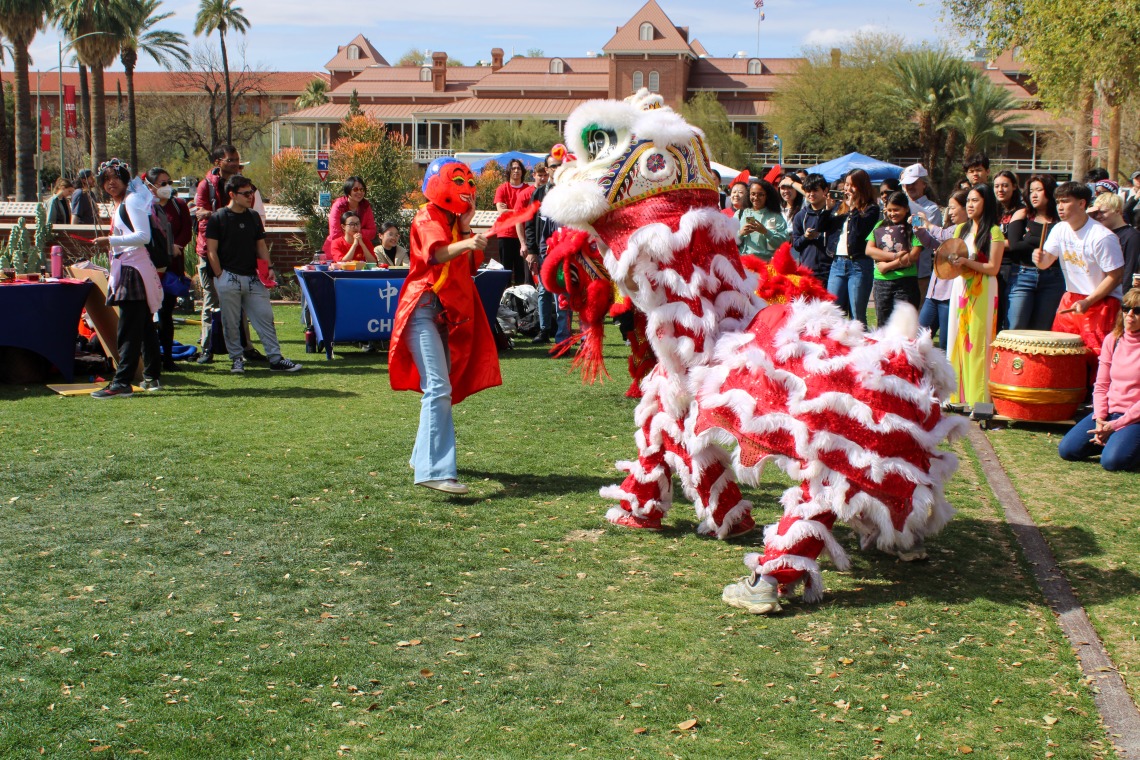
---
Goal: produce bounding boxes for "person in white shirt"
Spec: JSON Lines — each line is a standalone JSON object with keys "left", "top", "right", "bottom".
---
{"left": 900, "top": 163, "right": 942, "bottom": 304}
{"left": 1042, "top": 181, "right": 1124, "bottom": 358}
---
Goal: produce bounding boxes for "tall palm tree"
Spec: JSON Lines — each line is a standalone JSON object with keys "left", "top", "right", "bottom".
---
{"left": 194, "top": 0, "right": 249, "bottom": 146}
{"left": 0, "top": 38, "right": 14, "bottom": 199}
{"left": 0, "top": 0, "right": 54, "bottom": 200}
{"left": 295, "top": 77, "right": 329, "bottom": 110}
{"left": 888, "top": 48, "right": 972, "bottom": 189}
{"left": 944, "top": 74, "right": 1025, "bottom": 162}
{"left": 56, "top": 0, "right": 132, "bottom": 171}
{"left": 119, "top": 0, "right": 188, "bottom": 171}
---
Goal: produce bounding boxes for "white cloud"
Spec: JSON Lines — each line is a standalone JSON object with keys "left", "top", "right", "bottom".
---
{"left": 802, "top": 24, "right": 886, "bottom": 48}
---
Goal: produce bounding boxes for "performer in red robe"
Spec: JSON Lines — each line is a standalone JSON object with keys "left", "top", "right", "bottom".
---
{"left": 389, "top": 157, "right": 502, "bottom": 494}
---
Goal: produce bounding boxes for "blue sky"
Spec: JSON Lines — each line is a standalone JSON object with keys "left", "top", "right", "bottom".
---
{"left": 26, "top": 0, "right": 953, "bottom": 73}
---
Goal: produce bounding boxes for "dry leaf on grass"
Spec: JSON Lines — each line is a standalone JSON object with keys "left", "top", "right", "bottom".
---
{"left": 677, "top": 719, "right": 698, "bottom": 731}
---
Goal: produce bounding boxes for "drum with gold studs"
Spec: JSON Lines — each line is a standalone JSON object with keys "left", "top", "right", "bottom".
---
{"left": 988, "top": 330, "right": 1089, "bottom": 421}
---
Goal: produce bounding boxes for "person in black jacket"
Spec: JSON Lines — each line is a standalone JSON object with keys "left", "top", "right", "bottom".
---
{"left": 1094, "top": 192, "right": 1140, "bottom": 295}
{"left": 791, "top": 173, "right": 835, "bottom": 286}
{"left": 824, "top": 169, "right": 880, "bottom": 327}
{"left": 524, "top": 153, "right": 571, "bottom": 345}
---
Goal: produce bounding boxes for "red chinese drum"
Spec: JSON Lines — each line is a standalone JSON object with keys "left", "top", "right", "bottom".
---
{"left": 988, "top": 330, "right": 1089, "bottom": 422}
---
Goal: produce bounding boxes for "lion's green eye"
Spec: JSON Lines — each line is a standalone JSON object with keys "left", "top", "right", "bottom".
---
{"left": 582, "top": 127, "right": 618, "bottom": 160}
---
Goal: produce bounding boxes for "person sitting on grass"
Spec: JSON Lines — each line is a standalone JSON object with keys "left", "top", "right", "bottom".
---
{"left": 1059, "top": 288, "right": 1140, "bottom": 471}
{"left": 325, "top": 210, "right": 377, "bottom": 264}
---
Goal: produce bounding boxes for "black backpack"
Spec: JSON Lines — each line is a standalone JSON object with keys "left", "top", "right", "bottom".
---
{"left": 119, "top": 203, "right": 171, "bottom": 269}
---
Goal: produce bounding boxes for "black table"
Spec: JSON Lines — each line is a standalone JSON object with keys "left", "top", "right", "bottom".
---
{"left": 0, "top": 279, "right": 94, "bottom": 381}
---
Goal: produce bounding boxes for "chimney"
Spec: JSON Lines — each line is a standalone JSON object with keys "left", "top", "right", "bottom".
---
{"left": 830, "top": 48, "right": 841, "bottom": 67}
{"left": 491, "top": 48, "right": 504, "bottom": 71}
{"left": 432, "top": 51, "right": 447, "bottom": 92}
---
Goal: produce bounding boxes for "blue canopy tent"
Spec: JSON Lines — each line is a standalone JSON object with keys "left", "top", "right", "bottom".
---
{"left": 805, "top": 153, "right": 903, "bottom": 183}
{"left": 467, "top": 151, "right": 545, "bottom": 175}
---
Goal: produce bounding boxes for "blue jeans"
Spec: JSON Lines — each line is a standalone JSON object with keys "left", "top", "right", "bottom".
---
{"left": 554, "top": 297, "right": 572, "bottom": 343}
{"left": 827, "top": 256, "right": 874, "bottom": 327}
{"left": 535, "top": 253, "right": 556, "bottom": 337}
{"left": 407, "top": 300, "right": 457, "bottom": 483}
{"left": 1059, "top": 412, "right": 1140, "bottom": 471}
{"left": 1006, "top": 266, "right": 1066, "bottom": 332}
{"left": 919, "top": 297, "right": 950, "bottom": 351}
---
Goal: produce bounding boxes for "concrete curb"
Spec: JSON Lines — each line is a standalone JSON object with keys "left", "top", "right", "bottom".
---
{"left": 967, "top": 425, "right": 1140, "bottom": 759}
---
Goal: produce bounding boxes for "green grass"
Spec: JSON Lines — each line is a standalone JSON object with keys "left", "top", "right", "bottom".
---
{"left": 0, "top": 307, "right": 1118, "bottom": 758}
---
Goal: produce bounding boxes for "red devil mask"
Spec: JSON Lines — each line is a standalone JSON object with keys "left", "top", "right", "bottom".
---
{"left": 425, "top": 162, "right": 476, "bottom": 215}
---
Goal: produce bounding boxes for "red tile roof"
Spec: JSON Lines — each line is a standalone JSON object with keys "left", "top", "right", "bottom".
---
{"left": 324, "top": 34, "right": 389, "bottom": 71}
{"left": 283, "top": 102, "right": 422, "bottom": 122}
{"left": 603, "top": 0, "right": 695, "bottom": 55}
{"left": 720, "top": 100, "right": 775, "bottom": 119}
{"left": 417, "top": 97, "right": 591, "bottom": 118}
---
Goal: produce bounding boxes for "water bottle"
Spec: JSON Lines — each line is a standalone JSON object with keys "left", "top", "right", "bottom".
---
{"left": 50, "top": 245, "right": 63, "bottom": 279}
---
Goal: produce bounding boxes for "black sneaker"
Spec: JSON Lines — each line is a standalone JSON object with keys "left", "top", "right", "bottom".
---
{"left": 269, "top": 357, "right": 302, "bottom": 372}
{"left": 196, "top": 351, "right": 213, "bottom": 364}
{"left": 530, "top": 333, "right": 551, "bottom": 344}
{"left": 92, "top": 384, "right": 133, "bottom": 399}
{"left": 140, "top": 378, "right": 162, "bottom": 392}
{"left": 244, "top": 348, "right": 268, "bottom": 362}
{"left": 231, "top": 357, "right": 246, "bottom": 375}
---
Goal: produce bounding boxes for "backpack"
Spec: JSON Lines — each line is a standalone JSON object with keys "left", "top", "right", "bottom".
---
{"left": 119, "top": 203, "right": 170, "bottom": 269}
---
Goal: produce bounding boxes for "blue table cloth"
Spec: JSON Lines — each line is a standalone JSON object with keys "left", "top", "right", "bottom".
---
{"left": 294, "top": 268, "right": 512, "bottom": 359}
{"left": 0, "top": 279, "right": 94, "bottom": 381}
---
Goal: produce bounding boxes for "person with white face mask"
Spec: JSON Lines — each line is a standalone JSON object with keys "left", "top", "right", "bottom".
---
{"left": 146, "top": 167, "right": 194, "bottom": 372}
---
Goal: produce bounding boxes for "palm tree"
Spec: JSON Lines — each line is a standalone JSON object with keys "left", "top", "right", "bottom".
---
{"left": 0, "top": 37, "right": 15, "bottom": 199}
{"left": 119, "top": 0, "right": 188, "bottom": 171}
{"left": 0, "top": 0, "right": 54, "bottom": 200}
{"left": 56, "top": 0, "right": 132, "bottom": 171}
{"left": 295, "top": 77, "right": 329, "bottom": 110}
{"left": 194, "top": 0, "right": 249, "bottom": 146}
{"left": 944, "top": 74, "right": 1025, "bottom": 162}
{"left": 888, "top": 48, "right": 972, "bottom": 188}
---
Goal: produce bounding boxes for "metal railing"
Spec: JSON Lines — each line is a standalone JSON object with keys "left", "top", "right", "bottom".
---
{"left": 414, "top": 148, "right": 455, "bottom": 162}
{"left": 746, "top": 153, "right": 1074, "bottom": 175}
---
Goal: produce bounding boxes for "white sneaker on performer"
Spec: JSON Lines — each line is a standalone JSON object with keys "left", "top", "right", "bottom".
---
{"left": 417, "top": 479, "right": 469, "bottom": 495}
{"left": 722, "top": 573, "right": 781, "bottom": 614}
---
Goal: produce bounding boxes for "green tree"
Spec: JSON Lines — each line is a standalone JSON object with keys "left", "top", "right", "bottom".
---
{"left": 0, "top": 0, "right": 54, "bottom": 199}
{"left": 295, "top": 77, "right": 329, "bottom": 110}
{"left": 119, "top": 0, "right": 189, "bottom": 172}
{"left": 944, "top": 74, "right": 1025, "bottom": 162}
{"left": 526, "top": 48, "right": 544, "bottom": 57}
{"left": 767, "top": 32, "right": 916, "bottom": 165}
{"left": 679, "top": 91, "right": 754, "bottom": 170}
{"left": 56, "top": 0, "right": 131, "bottom": 173}
{"left": 330, "top": 114, "right": 418, "bottom": 242}
{"left": 194, "top": 0, "right": 250, "bottom": 146}
{"left": 397, "top": 48, "right": 425, "bottom": 66}
{"left": 461, "top": 119, "right": 561, "bottom": 153}
{"left": 347, "top": 88, "right": 361, "bottom": 117}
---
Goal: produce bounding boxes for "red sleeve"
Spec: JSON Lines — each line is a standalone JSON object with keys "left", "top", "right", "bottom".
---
{"left": 414, "top": 216, "right": 452, "bottom": 265}
{"left": 493, "top": 183, "right": 509, "bottom": 206}
{"left": 516, "top": 185, "right": 535, "bottom": 209}
{"left": 326, "top": 197, "right": 347, "bottom": 251}
{"left": 173, "top": 198, "right": 193, "bottom": 247}
{"left": 325, "top": 236, "right": 350, "bottom": 261}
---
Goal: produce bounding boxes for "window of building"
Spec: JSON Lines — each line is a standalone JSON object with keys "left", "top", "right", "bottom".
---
{"left": 238, "top": 100, "right": 248, "bottom": 115}
{"left": 648, "top": 70, "right": 659, "bottom": 92}
{"left": 273, "top": 102, "right": 289, "bottom": 116}
{"left": 420, "top": 66, "right": 432, "bottom": 81}
{"left": 252, "top": 100, "right": 261, "bottom": 116}
{"left": 639, "top": 22, "right": 654, "bottom": 41}
{"left": 346, "top": 44, "right": 360, "bottom": 61}
{"left": 632, "top": 70, "right": 643, "bottom": 92}
{"left": 747, "top": 58, "right": 762, "bottom": 75}
{"left": 550, "top": 58, "right": 564, "bottom": 74}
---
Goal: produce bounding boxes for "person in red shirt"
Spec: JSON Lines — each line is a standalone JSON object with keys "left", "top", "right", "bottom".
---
{"left": 389, "top": 158, "right": 502, "bottom": 494}
{"left": 325, "top": 210, "right": 378, "bottom": 263}
{"left": 493, "top": 158, "right": 534, "bottom": 284}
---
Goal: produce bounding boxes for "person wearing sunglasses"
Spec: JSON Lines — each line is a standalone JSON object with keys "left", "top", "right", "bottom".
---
{"left": 1059, "top": 289, "right": 1140, "bottom": 471}
{"left": 204, "top": 174, "right": 302, "bottom": 375}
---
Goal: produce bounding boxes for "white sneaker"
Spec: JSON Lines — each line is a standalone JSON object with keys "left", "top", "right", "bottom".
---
{"left": 418, "top": 479, "right": 469, "bottom": 495}
{"left": 722, "top": 574, "right": 781, "bottom": 614}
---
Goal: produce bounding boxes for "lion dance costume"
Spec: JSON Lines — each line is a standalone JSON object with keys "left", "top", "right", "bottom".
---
{"left": 541, "top": 91, "right": 966, "bottom": 613}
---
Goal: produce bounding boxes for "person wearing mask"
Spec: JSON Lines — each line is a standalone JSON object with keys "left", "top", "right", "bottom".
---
{"left": 791, "top": 173, "right": 834, "bottom": 286}
{"left": 916, "top": 189, "right": 971, "bottom": 350}
{"left": 493, "top": 158, "right": 534, "bottom": 285}
{"left": 825, "top": 168, "right": 880, "bottom": 326}
{"left": 326, "top": 210, "right": 378, "bottom": 263}
{"left": 323, "top": 176, "right": 378, "bottom": 258}
{"left": 146, "top": 167, "right": 193, "bottom": 372}
{"left": 945, "top": 184, "right": 1006, "bottom": 405}
{"left": 376, "top": 222, "right": 409, "bottom": 266}
{"left": 993, "top": 170, "right": 1026, "bottom": 330}
{"left": 1092, "top": 192, "right": 1140, "bottom": 297}
{"left": 89, "top": 159, "right": 163, "bottom": 398}
{"left": 1005, "top": 174, "right": 1064, "bottom": 331}
{"left": 205, "top": 174, "right": 302, "bottom": 375}
{"left": 1058, "top": 288, "right": 1140, "bottom": 471}
{"left": 194, "top": 144, "right": 262, "bottom": 364}
{"left": 70, "top": 168, "right": 98, "bottom": 226}
{"left": 45, "top": 177, "right": 75, "bottom": 227}
{"left": 739, "top": 179, "right": 789, "bottom": 260}
{"left": 1043, "top": 181, "right": 1125, "bottom": 359}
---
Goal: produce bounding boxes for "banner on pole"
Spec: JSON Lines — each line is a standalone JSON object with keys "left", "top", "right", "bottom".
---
{"left": 64, "top": 86, "right": 78, "bottom": 138}
{"left": 40, "top": 108, "right": 52, "bottom": 152}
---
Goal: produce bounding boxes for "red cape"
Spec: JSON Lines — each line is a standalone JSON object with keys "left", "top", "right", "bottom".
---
{"left": 388, "top": 204, "right": 502, "bottom": 403}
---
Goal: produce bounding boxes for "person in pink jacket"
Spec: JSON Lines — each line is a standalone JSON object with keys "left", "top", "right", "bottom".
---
{"left": 1059, "top": 287, "right": 1140, "bottom": 470}
{"left": 323, "top": 176, "right": 377, "bottom": 258}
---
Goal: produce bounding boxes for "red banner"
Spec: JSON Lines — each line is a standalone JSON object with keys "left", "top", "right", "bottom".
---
{"left": 63, "top": 85, "right": 77, "bottom": 138}
{"left": 40, "top": 107, "right": 51, "bottom": 152}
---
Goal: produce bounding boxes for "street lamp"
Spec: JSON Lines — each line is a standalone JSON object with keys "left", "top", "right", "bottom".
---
{"left": 772, "top": 134, "right": 783, "bottom": 166}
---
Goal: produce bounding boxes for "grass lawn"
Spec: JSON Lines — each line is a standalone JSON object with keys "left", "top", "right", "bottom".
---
{"left": 984, "top": 424, "right": 1140, "bottom": 706}
{"left": 0, "top": 306, "right": 1119, "bottom": 758}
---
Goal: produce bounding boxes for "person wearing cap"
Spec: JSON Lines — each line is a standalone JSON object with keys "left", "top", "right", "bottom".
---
{"left": 900, "top": 163, "right": 942, "bottom": 304}
{"left": 71, "top": 168, "right": 99, "bottom": 226}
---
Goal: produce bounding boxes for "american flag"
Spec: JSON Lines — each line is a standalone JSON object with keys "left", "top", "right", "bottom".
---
{"left": 754, "top": 0, "right": 763, "bottom": 7}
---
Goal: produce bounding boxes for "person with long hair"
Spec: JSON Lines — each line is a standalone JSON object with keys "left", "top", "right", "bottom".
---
{"left": 945, "top": 184, "right": 1006, "bottom": 405}
{"left": 90, "top": 159, "right": 164, "bottom": 398}
{"left": 993, "top": 170, "right": 1026, "bottom": 329}
{"left": 778, "top": 176, "right": 804, "bottom": 227}
{"left": 866, "top": 190, "right": 922, "bottom": 326}
{"left": 494, "top": 158, "right": 535, "bottom": 285}
{"left": 323, "top": 175, "right": 378, "bottom": 259}
{"left": 825, "top": 168, "right": 881, "bottom": 326}
{"left": 1005, "top": 174, "right": 1064, "bottom": 330}
{"left": 915, "top": 189, "right": 970, "bottom": 350}
{"left": 327, "top": 210, "right": 378, "bottom": 263}
{"left": 45, "top": 177, "right": 74, "bottom": 226}
{"left": 1058, "top": 288, "right": 1140, "bottom": 471}
{"left": 739, "top": 179, "right": 789, "bottom": 260}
